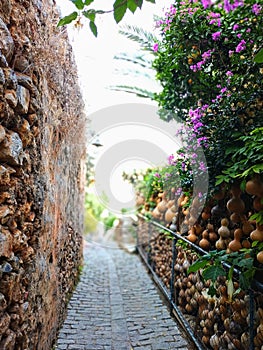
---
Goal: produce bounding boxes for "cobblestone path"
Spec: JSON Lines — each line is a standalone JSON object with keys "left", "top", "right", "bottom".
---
{"left": 55, "top": 241, "right": 194, "bottom": 350}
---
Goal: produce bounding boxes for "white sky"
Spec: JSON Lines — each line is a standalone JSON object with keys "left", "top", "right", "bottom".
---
{"left": 55, "top": 0, "right": 179, "bottom": 213}
{"left": 56, "top": 0, "right": 167, "bottom": 112}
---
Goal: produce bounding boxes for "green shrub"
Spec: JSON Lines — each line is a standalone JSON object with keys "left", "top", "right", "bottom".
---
{"left": 153, "top": 0, "right": 263, "bottom": 190}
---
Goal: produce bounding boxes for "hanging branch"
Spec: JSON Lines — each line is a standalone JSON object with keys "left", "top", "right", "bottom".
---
{"left": 57, "top": 0, "right": 155, "bottom": 37}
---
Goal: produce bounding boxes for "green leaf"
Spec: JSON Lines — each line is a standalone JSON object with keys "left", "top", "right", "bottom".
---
{"left": 145, "top": 0, "right": 155, "bottom": 2}
{"left": 215, "top": 176, "right": 229, "bottom": 186}
{"left": 83, "top": 10, "right": 96, "bottom": 21}
{"left": 252, "top": 164, "right": 263, "bottom": 173}
{"left": 127, "top": 0, "right": 138, "bottom": 13}
{"left": 134, "top": 0, "right": 143, "bottom": 8}
{"left": 239, "top": 269, "right": 256, "bottom": 290}
{"left": 240, "top": 179, "right": 246, "bottom": 192}
{"left": 208, "top": 284, "right": 217, "bottom": 297}
{"left": 187, "top": 259, "right": 209, "bottom": 273}
{"left": 84, "top": 0, "right": 94, "bottom": 5}
{"left": 89, "top": 21, "right": 98, "bottom": 37}
{"left": 57, "top": 12, "right": 78, "bottom": 26}
{"left": 202, "top": 265, "right": 226, "bottom": 282}
{"left": 233, "top": 287, "right": 242, "bottom": 296}
{"left": 250, "top": 212, "right": 263, "bottom": 225}
{"left": 237, "top": 257, "right": 254, "bottom": 269}
{"left": 113, "top": 0, "right": 128, "bottom": 23}
{"left": 226, "top": 277, "right": 234, "bottom": 302}
{"left": 227, "top": 266, "right": 234, "bottom": 280}
{"left": 104, "top": 215, "right": 117, "bottom": 229}
{"left": 70, "top": 0, "right": 84, "bottom": 10}
{"left": 239, "top": 164, "right": 263, "bottom": 178}
{"left": 254, "top": 48, "right": 263, "bottom": 63}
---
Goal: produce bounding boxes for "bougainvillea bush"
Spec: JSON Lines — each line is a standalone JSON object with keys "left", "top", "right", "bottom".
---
{"left": 152, "top": 0, "right": 263, "bottom": 192}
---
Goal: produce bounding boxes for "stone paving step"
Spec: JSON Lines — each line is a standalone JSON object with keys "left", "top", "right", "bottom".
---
{"left": 55, "top": 240, "right": 195, "bottom": 350}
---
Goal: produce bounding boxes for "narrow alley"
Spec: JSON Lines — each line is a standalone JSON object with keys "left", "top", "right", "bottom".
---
{"left": 55, "top": 239, "right": 193, "bottom": 350}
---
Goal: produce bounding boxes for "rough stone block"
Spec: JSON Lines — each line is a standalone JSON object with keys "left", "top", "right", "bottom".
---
{"left": 0, "top": 313, "right": 11, "bottom": 338}
{"left": 0, "top": 227, "right": 12, "bottom": 258}
{"left": 0, "top": 19, "right": 14, "bottom": 62}
{"left": 5, "top": 89, "right": 17, "bottom": 108}
{"left": 0, "top": 130, "right": 23, "bottom": 165}
{"left": 0, "top": 329, "right": 16, "bottom": 350}
{"left": 16, "top": 85, "right": 30, "bottom": 114}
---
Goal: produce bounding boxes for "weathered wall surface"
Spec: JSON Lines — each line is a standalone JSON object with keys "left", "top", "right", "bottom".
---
{"left": 0, "top": 0, "right": 86, "bottom": 349}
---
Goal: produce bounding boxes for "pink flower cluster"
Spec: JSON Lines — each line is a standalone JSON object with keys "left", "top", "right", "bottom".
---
{"left": 190, "top": 61, "right": 203, "bottom": 72}
{"left": 212, "top": 31, "right": 221, "bottom": 41}
{"left": 199, "top": 161, "right": 207, "bottom": 171}
{"left": 168, "top": 154, "right": 176, "bottom": 165}
{"left": 252, "top": 3, "right": 262, "bottom": 15}
{"left": 197, "top": 136, "right": 208, "bottom": 147}
{"left": 165, "top": 172, "right": 172, "bottom": 180}
{"left": 207, "top": 11, "right": 222, "bottom": 26}
{"left": 236, "top": 39, "right": 246, "bottom": 53}
{"left": 155, "top": 4, "right": 177, "bottom": 32}
{"left": 189, "top": 108, "right": 204, "bottom": 134}
{"left": 201, "top": 0, "right": 212, "bottom": 9}
{"left": 223, "top": 0, "right": 244, "bottom": 12}
{"left": 190, "top": 49, "right": 213, "bottom": 72}
{"left": 209, "top": 18, "right": 221, "bottom": 26}
{"left": 201, "top": 0, "right": 244, "bottom": 11}
{"left": 153, "top": 43, "right": 159, "bottom": 52}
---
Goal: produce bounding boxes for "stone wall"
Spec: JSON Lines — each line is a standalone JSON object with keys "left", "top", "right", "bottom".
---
{"left": 0, "top": 0, "right": 86, "bottom": 349}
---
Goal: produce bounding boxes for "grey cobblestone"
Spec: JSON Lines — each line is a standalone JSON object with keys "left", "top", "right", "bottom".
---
{"left": 55, "top": 241, "right": 194, "bottom": 350}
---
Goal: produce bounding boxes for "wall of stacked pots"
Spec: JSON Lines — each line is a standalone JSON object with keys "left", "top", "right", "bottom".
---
{"left": 0, "top": 1, "right": 86, "bottom": 349}
{"left": 136, "top": 178, "right": 263, "bottom": 350}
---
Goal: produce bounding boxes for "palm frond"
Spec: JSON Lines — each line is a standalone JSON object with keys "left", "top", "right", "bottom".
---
{"left": 113, "top": 67, "right": 154, "bottom": 79}
{"left": 118, "top": 24, "right": 158, "bottom": 52}
{"left": 108, "top": 85, "right": 154, "bottom": 99}
{"left": 113, "top": 52, "right": 152, "bottom": 69}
